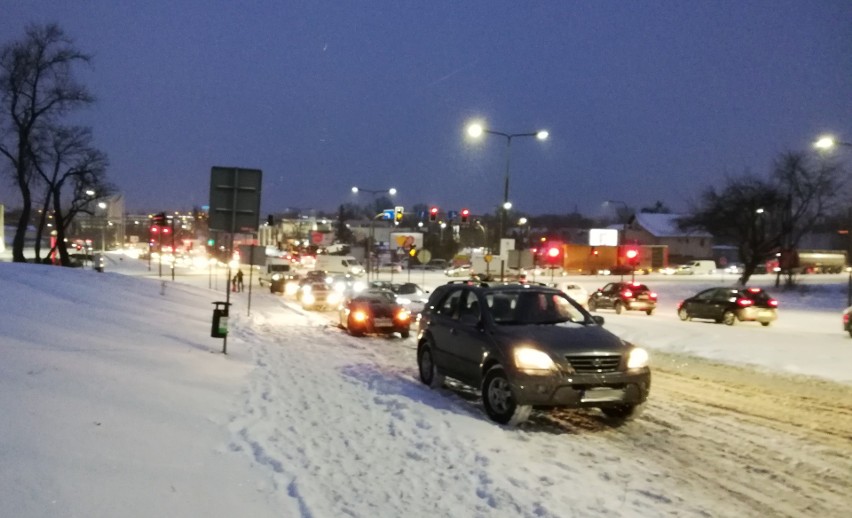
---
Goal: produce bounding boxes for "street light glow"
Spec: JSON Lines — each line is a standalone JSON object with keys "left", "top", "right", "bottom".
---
{"left": 536, "top": 130, "right": 549, "bottom": 140}
{"left": 351, "top": 186, "right": 359, "bottom": 193}
{"left": 503, "top": 201, "right": 512, "bottom": 210}
{"left": 467, "top": 123, "right": 484, "bottom": 138}
{"left": 388, "top": 188, "right": 397, "bottom": 196}
{"left": 814, "top": 136, "right": 836, "bottom": 150}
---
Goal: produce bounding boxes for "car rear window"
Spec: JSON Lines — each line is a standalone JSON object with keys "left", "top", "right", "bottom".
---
{"left": 741, "top": 289, "right": 772, "bottom": 304}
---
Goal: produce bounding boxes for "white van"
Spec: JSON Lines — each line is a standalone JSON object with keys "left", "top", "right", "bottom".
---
{"left": 675, "top": 260, "right": 717, "bottom": 275}
{"left": 315, "top": 255, "right": 364, "bottom": 276}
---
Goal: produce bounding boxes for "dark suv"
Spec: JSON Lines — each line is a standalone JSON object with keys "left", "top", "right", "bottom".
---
{"left": 416, "top": 281, "right": 651, "bottom": 426}
{"left": 588, "top": 282, "right": 657, "bottom": 315}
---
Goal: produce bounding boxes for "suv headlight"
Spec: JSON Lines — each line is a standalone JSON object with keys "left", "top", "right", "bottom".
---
{"left": 627, "top": 347, "right": 649, "bottom": 369}
{"left": 514, "top": 347, "right": 556, "bottom": 372}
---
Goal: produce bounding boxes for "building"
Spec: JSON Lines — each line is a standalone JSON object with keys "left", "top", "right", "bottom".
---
{"left": 627, "top": 213, "right": 714, "bottom": 263}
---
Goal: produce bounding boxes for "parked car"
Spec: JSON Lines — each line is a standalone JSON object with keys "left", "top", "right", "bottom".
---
{"left": 299, "top": 282, "right": 341, "bottom": 310}
{"left": 390, "top": 282, "right": 429, "bottom": 314}
{"left": 674, "top": 260, "right": 717, "bottom": 275}
{"left": 444, "top": 264, "right": 472, "bottom": 277}
{"left": 562, "top": 283, "right": 589, "bottom": 309}
{"left": 416, "top": 281, "right": 651, "bottom": 426}
{"left": 588, "top": 282, "right": 657, "bottom": 315}
{"left": 843, "top": 307, "right": 852, "bottom": 337}
{"left": 677, "top": 287, "right": 778, "bottom": 326}
{"left": 339, "top": 289, "right": 411, "bottom": 338}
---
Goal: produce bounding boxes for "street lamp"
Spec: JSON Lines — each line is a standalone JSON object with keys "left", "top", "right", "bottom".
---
{"left": 605, "top": 200, "right": 630, "bottom": 281}
{"left": 97, "top": 201, "right": 108, "bottom": 253}
{"left": 814, "top": 134, "right": 852, "bottom": 305}
{"left": 351, "top": 186, "right": 397, "bottom": 279}
{"left": 466, "top": 121, "right": 549, "bottom": 251}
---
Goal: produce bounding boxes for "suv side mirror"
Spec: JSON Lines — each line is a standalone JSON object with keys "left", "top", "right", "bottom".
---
{"left": 592, "top": 315, "right": 605, "bottom": 326}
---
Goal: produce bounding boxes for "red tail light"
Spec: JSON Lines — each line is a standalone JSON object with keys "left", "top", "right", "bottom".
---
{"left": 768, "top": 299, "right": 778, "bottom": 307}
{"left": 621, "top": 289, "right": 633, "bottom": 298}
{"left": 736, "top": 298, "right": 754, "bottom": 307}
{"left": 649, "top": 292, "right": 658, "bottom": 300}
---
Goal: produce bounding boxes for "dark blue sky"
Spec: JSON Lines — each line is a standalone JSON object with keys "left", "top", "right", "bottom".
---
{"left": 3, "top": 1, "right": 851, "bottom": 218}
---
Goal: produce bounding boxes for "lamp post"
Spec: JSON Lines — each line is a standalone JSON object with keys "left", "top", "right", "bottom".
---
{"left": 351, "top": 186, "right": 397, "bottom": 280}
{"left": 814, "top": 135, "right": 852, "bottom": 305}
{"left": 466, "top": 122, "right": 549, "bottom": 252}
{"left": 605, "top": 200, "right": 630, "bottom": 281}
{"left": 97, "top": 201, "right": 108, "bottom": 253}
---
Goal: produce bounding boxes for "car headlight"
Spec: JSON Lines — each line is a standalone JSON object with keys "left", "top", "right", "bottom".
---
{"left": 327, "top": 292, "right": 341, "bottom": 305}
{"left": 627, "top": 347, "right": 649, "bottom": 369}
{"left": 513, "top": 347, "right": 556, "bottom": 372}
{"left": 272, "top": 273, "right": 281, "bottom": 281}
{"left": 302, "top": 293, "right": 315, "bottom": 305}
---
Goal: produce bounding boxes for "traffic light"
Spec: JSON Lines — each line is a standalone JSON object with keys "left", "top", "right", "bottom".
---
{"left": 625, "top": 248, "right": 639, "bottom": 265}
{"left": 544, "top": 244, "right": 563, "bottom": 266}
{"left": 460, "top": 208, "right": 470, "bottom": 223}
{"left": 267, "top": 214, "right": 274, "bottom": 226}
{"left": 590, "top": 246, "right": 599, "bottom": 256}
{"left": 395, "top": 206, "right": 404, "bottom": 222}
{"left": 408, "top": 244, "right": 417, "bottom": 257}
{"left": 429, "top": 206, "right": 439, "bottom": 222}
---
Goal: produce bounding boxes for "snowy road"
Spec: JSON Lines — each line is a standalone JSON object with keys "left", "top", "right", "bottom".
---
{"left": 222, "top": 287, "right": 852, "bottom": 518}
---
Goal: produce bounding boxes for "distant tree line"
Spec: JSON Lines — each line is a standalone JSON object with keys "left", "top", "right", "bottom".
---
{"left": 0, "top": 23, "right": 112, "bottom": 265}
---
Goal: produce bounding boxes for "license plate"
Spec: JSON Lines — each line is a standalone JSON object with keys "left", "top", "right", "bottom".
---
{"left": 759, "top": 310, "right": 773, "bottom": 318}
{"left": 581, "top": 387, "right": 625, "bottom": 403}
{"left": 374, "top": 318, "right": 393, "bottom": 327}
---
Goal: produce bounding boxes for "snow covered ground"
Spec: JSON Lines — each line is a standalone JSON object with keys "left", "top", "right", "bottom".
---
{"left": 1, "top": 254, "right": 850, "bottom": 517}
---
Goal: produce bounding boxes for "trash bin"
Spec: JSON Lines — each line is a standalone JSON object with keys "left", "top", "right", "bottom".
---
{"left": 211, "top": 301, "right": 231, "bottom": 338}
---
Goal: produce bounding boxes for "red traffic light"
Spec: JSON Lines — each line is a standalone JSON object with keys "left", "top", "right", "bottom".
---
{"left": 429, "top": 206, "right": 439, "bottom": 222}
{"left": 547, "top": 247, "right": 560, "bottom": 258}
{"left": 625, "top": 249, "right": 639, "bottom": 259}
{"left": 460, "top": 208, "right": 470, "bottom": 223}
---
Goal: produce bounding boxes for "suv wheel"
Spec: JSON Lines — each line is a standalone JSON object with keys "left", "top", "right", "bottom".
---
{"left": 723, "top": 311, "right": 737, "bottom": 326}
{"left": 601, "top": 402, "right": 645, "bottom": 425}
{"left": 614, "top": 302, "right": 624, "bottom": 315}
{"left": 482, "top": 365, "right": 531, "bottom": 425}
{"left": 678, "top": 307, "right": 690, "bottom": 321}
{"left": 418, "top": 340, "right": 444, "bottom": 389}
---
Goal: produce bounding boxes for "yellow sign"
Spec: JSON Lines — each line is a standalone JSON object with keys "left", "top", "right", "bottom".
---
{"left": 484, "top": 254, "right": 493, "bottom": 263}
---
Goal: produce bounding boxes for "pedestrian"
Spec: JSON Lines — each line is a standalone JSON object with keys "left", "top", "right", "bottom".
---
{"left": 236, "top": 269, "right": 244, "bottom": 292}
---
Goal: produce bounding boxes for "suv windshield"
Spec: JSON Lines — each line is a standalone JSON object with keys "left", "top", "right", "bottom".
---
{"left": 485, "top": 290, "right": 589, "bottom": 325}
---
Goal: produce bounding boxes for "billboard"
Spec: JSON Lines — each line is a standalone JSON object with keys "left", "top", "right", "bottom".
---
{"left": 589, "top": 228, "right": 619, "bottom": 247}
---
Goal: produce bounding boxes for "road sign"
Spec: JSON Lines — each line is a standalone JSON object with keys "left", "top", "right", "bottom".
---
{"left": 484, "top": 254, "right": 493, "bottom": 263}
{"left": 208, "top": 167, "right": 262, "bottom": 233}
{"left": 382, "top": 209, "right": 395, "bottom": 220}
{"left": 418, "top": 249, "right": 432, "bottom": 264}
{"left": 447, "top": 210, "right": 458, "bottom": 221}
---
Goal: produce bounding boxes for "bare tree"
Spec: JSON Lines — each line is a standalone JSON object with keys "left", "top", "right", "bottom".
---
{"left": 680, "top": 174, "right": 783, "bottom": 284}
{"left": 0, "top": 23, "right": 93, "bottom": 262}
{"left": 30, "top": 124, "right": 110, "bottom": 265}
{"left": 680, "top": 151, "right": 844, "bottom": 286}
{"left": 771, "top": 151, "right": 843, "bottom": 285}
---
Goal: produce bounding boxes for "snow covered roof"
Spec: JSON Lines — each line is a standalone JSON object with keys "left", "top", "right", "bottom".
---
{"left": 634, "top": 213, "right": 713, "bottom": 238}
